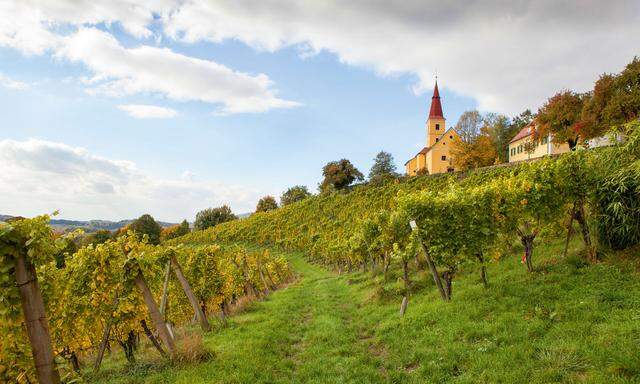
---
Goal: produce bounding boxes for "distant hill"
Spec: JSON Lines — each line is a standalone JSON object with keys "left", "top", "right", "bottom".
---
{"left": 0, "top": 214, "right": 177, "bottom": 233}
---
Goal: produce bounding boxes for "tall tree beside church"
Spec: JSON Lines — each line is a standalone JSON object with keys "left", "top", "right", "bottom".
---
{"left": 536, "top": 90, "right": 585, "bottom": 150}
{"left": 319, "top": 159, "right": 364, "bottom": 193}
{"left": 455, "top": 110, "right": 483, "bottom": 143}
{"left": 368, "top": 151, "right": 399, "bottom": 182}
{"left": 451, "top": 127, "right": 498, "bottom": 170}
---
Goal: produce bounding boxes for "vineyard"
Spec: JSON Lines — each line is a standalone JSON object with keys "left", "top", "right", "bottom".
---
{"left": 1, "top": 123, "right": 639, "bottom": 383}
{"left": 0, "top": 220, "right": 291, "bottom": 383}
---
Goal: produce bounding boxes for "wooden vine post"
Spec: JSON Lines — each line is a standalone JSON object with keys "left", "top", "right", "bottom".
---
{"left": 134, "top": 271, "right": 176, "bottom": 355}
{"left": 410, "top": 220, "right": 448, "bottom": 301}
{"left": 14, "top": 254, "right": 61, "bottom": 384}
{"left": 169, "top": 255, "right": 211, "bottom": 332}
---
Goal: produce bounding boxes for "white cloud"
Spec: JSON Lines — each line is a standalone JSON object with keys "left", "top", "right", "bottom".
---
{"left": 0, "top": 139, "right": 267, "bottom": 221}
{"left": 2, "top": 1, "right": 638, "bottom": 114}
{"left": 162, "top": 0, "right": 640, "bottom": 114}
{"left": 0, "top": 3, "right": 299, "bottom": 114}
{"left": 118, "top": 104, "right": 177, "bottom": 119}
{"left": 0, "top": 73, "right": 29, "bottom": 90}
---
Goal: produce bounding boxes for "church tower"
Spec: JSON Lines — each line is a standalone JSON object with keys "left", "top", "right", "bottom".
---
{"left": 426, "top": 81, "right": 445, "bottom": 147}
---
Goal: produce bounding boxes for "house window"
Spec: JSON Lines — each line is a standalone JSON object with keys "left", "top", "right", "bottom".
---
{"left": 435, "top": 124, "right": 440, "bottom": 130}
{"left": 436, "top": 138, "right": 439, "bottom": 142}
{"left": 441, "top": 155, "right": 446, "bottom": 161}
{"left": 449, "top": 135, "right": 453, "bottom": 139}
{"left": 518, "top": 145, "right": 522, "bottom": 153}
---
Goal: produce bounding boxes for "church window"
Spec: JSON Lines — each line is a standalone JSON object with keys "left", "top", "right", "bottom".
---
{"left": 435, "top": 124, "right": 440, "bottom": 130}
{"left": 436, "top": 138, "right": 439, "bottom": 142}
{"left": 449, "top": 135, "right": 453, "bottom": 139}
{"left": 441, "top": 155, "right": 446, "bottom": 161}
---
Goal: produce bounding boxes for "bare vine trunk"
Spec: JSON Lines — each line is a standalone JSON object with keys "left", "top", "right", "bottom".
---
{"left": 563, "top": 211, "right": 575, "bottom": 258}
{"left": 442, "top": 270, "right": 453, "bottom": 301}
{"left": 15, "top": 254, "right": 61, "bottom": 384}
{"left": 573, "top": 202, "right": 596, "bottom": 262}
{"left": 383, "top": 252, "right": 391, "bottom": 282}
{"left": 475, "top": 253, "right": 488, "bottom": 288}
{"left": 521, "top": 236, "right": 535, "bottom": 273}
{"left": 140, "top": 319, "right": 166, "bottom": 357}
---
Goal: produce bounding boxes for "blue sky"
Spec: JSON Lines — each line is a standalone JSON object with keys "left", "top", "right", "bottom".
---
{"left": 1, "top": 1, "right": 638, "bottom": 221}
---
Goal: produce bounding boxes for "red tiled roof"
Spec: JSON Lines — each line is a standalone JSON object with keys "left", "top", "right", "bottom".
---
{"left": 428, "top": 81, "right": 444, "bottom": 119}
{"left": 509, "top": 122, "right": 535, "bottom": 143}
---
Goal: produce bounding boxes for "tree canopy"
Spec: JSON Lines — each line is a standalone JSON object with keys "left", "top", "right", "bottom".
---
{"left": 368, "top": 151, "right": 399, "bottom": 182}
{"left": 537, "top": 90, "right": 584, "bottom": 149}
{"left": 280, "top": 185, "right": 311, "bottom": 206}
{"left": 256, "top": 196, "right": 278, "bottom": 213}
{"left": 129, "top": 214, "right": 162, "bottom": 245}
{"left": 455, "top": 110, "right": 483, "bottom": 143}
{"left": 319, "top": 159, "right": 364, "bottom": 193}
{"left": 194, "top": 206, "right": 237, "bottom": 231}
{"left": 161, "top": 219, "right": 190, "bottom": 241}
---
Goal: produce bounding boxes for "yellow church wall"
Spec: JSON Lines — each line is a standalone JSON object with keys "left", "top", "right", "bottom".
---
{"left": 428, "top": 130, "right": 458, "bottom": 174}
{"left": 405, "top": 157, "right": 418, "bottom": 176}
{"left": 427, "top": 117, "right": 446, "bottom": 147}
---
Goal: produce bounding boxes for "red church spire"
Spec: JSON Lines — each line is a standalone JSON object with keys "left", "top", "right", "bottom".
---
{"left": 428, "top": 81, "right": 444, "bottom": 119}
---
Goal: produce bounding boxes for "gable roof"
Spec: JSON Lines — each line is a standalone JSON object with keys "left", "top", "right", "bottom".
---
{"left": 509, "top": 122, "right": 536, "bottom": 144}
{"left": 405, "top": 127, "right": 459, "bottom": 165}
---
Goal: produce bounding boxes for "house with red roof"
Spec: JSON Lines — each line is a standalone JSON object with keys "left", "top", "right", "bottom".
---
{"left": 508, "top": 121, "right": 570, "bottom": 162}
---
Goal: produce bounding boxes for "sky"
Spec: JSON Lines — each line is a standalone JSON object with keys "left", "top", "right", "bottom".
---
{"left": 1, "top": 1, "right": 639, "bottom": 222}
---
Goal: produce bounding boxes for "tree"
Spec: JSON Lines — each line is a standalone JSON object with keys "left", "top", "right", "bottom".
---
{"left": 537, "top": 90, "right": 585, "bottom": 149}
{"left": 82, "top": 229, "right": 112, "bottom": 247}
{"left": 602, "top": 57, "right": 640, "bottom": 127}
{"left": 581, "top": 58, "right": 640, "bottom": 138}
{"left": 510, "top": 109, "right": 534, "bottom": 132}
{"left": 161, "top": 220, "right": 190, "bottom": 241}
{"left": 194, "top": 206, "right": 237, "bottom": 231}
{"left": 129, "top": 214, "right": 162, "bottom": 245}
{"left": 256, "top": 196, "right": 278, "bottom": 213}
{"left": 455, "top": 110, "right": 483, "bottom": 143}
{"left": 580, "top": 73, "right": 616, "bottom": 140}
{"left": 451, "top": 127, "right": 498, "bottom": 170}
{"left": 484, "top": 113, "right": 517, "bottom": 163}
{"left": 319, "top": 159, "right": 364, "bottom": 193}
{"left": 368, "top": 151, "right": 399, "bottom": 182}
{"left": 280, "top": 185, "right": 311, "bottom": 206}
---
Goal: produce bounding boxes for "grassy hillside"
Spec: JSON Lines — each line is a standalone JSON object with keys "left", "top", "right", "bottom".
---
{"left": 94, "top": 237, "right": 640, "bottom": 383}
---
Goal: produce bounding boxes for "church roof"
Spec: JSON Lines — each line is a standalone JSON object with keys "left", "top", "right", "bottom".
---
{"left": 428, "top": 81, "right": 444, "bottom": 119}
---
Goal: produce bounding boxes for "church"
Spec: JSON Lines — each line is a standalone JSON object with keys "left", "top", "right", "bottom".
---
{"left": 405, "top": 81, "right": 460, "bottom": 176}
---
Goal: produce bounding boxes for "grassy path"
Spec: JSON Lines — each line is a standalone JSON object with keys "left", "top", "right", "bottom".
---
{"left": 97, "top": 239, "right": 640, "bottom": 383}
{"left": 100, "top": 252, "right": 384, "bottom": 384}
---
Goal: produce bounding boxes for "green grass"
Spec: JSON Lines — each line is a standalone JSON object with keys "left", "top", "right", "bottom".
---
{"left": 94, "top": 237, "right": 640, "bottom": 383}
